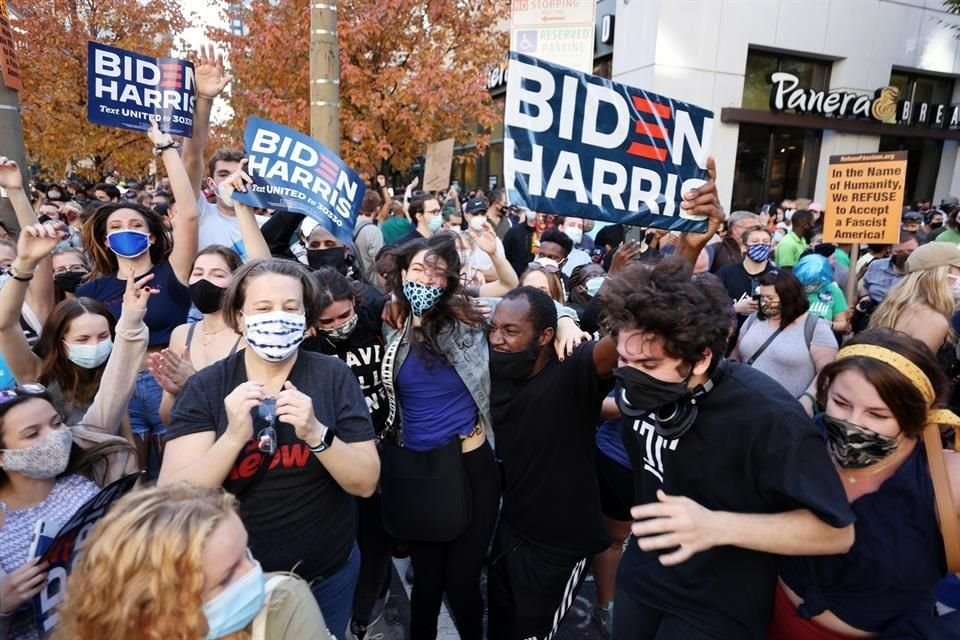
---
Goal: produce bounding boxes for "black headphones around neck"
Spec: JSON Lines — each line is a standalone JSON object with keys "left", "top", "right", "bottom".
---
{"left": 635, "top": 359, "right": 729, "bottom": 441}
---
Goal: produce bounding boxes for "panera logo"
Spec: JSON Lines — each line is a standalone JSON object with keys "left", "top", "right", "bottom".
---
{"left": 768, "top": 72, "right": 960, "bottom": 129}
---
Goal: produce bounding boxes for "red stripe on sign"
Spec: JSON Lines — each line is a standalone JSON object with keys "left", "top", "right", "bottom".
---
{"left": 315, "top": 166, "right": 337, "bottom": 180}
{"left": 626, "top": 142, "right": 668, "bottom": 161}
{"left": 634, "top": 119, "right": 667, "bottom": 140}
{"left": 319, "top": 157, "right": 338, "bottom": 168}
{"left": 632, "top": 95, "right": 671, "bottom": 120}
{"left": 160, "top": 63, "right": 181, "bottom": 69}
{"left": 159, "top": 82, "right": 181, "bottom": 89}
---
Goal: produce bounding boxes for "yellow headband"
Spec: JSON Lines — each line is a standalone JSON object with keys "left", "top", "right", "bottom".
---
{"left": 835, "top": 345, "right": 960, "bottom": 430}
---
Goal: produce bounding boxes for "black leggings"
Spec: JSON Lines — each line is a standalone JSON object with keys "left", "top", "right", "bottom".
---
{"left": 408, "top": 442, "right": 501, "bottom": 640}
{"left": 351, "top": 492, "right": 393, "bottom": 626}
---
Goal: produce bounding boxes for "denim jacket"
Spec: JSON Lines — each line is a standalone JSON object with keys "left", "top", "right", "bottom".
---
{"left": 383, "top": 318, "right": 492, "bottom": 438}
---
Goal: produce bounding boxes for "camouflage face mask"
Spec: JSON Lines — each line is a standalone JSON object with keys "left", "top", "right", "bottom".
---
{"left": 824, "top": 415, "right": 900, "bottom": 469}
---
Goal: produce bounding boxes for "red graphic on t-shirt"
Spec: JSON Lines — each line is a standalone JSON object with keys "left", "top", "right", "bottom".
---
{"left": 227, "top": 440, "right": 312, "bottom": 481}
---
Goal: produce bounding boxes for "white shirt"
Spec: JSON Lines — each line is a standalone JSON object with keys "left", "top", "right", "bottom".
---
{"left": 196, "top": 194, "right": 269, "bottom": 261}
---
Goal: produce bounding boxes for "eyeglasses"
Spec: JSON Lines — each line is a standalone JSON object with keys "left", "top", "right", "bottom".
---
{"left": 527, "top": 261, "right": 559, "bottom": 274}
{"left": 0, "top": 384, "right": 47, "bottom": 405}
{"left": 52, "top": 265, "right": 88, "bottom": 275}
{"left": 256, "top": 398, "right": 278, "bottom": 455}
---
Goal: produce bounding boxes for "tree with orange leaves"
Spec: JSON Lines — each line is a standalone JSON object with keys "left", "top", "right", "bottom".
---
{"left": 209, "top": 0, "right": 508, "bottom": 175}
{"left": 14, "top": 0, "right": 187, "bottom": 180}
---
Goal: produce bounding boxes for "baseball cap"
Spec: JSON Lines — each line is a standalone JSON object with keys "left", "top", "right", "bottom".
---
{"left": 941, "top": 195, "right": 959, "bottom": 209}
{"left": 905, "top": 242, "right": 960, "bottom": 273}
{"left": 902, "top": 210, "right": 923, "bottom": 223}
{"left": 464, "top": 197, "right": 488, "bottom": 215}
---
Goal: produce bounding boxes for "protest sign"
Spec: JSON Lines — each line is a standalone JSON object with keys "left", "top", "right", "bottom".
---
{"left": 0, "top": 0, "right": 21, "bottom": 91}
{"left": 822, "top": 151, "right": 906, "bottom": 245}
{"left": 423, "top": 138, "right": 455, "bottom": 192}
{"left": 504, "top": 52, "right": 713, "bottom": 232}
{"left": 87, "top": 42, "right": 196, "bottom": 136}
{"left": 510, "top": 0, "right": 596, "bottom": 74}
{"left": 33, "top": 472, "right": 142, "bottom": 636}
{"left": 232, "top": 117, "right": 366, "bottom": 246}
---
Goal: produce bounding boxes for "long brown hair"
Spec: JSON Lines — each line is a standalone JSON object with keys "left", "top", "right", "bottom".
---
{"left": 377, "top": 235, "right": 485, "bottom": 362}
{"left": 33, "top": 298, "right": 117, "bottom": 406}
{"left": 816, "top": 328, "right": 947, "bottom": 438}
{"left": 81, "top": 202, "right": 172, "bottom": 278}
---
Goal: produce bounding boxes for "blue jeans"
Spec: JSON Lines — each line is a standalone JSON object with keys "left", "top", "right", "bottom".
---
{"left": 128, "top": 369, "right": 165, "bottom": 436}
{"left": 310, "top": 543, "right": 361, "bottom": 638}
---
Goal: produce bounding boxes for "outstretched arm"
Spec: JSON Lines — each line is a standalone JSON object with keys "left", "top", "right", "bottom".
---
{"left": 676, "top": 157, "right": 723, "bottom": 267}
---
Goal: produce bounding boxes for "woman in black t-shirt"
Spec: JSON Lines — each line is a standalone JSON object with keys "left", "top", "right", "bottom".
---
{"left": 160, "top": 258, "right": 378, "bottom": 639}
{"left": 302, "top": 267, "right": 391, "bottom": 640}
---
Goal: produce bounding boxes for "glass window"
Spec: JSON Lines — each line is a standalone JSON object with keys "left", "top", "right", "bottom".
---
{"left": 878, "top": 136, "right": 942, "bottom": 205}
{"left": 742, "top": 50, "right": 831, "bottom": 111}
{"left": 888, "top": 70, "right": 954, "bottom": 114}
{"left": 732, "top": 125, "right": 822, "bottom": 211}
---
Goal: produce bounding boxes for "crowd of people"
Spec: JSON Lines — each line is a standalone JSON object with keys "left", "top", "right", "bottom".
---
{"left": 0, "top": 46, "right": 959, "bottom": 640}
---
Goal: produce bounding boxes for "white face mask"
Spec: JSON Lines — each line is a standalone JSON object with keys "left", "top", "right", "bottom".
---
{"left": 242, "top": 311, "right": 306, "bottom": 362}
{"left": 65, "top": 338, "right": 113, "bottom": 369}
{"left": 950, "top": 275, "right": 960, "bottom": 300}
{"left": 564, "top": 227, "right": 583, "bottom": 244}
{"left": 469, "top": 215, "right": 487, "bottom": 232}
{"left": 1, "top": 427, "right": 73, "bottom": 479}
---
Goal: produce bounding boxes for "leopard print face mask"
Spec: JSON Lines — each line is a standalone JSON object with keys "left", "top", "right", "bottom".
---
{"left": 1, "top": 427, "right": 72, "bottom": 479}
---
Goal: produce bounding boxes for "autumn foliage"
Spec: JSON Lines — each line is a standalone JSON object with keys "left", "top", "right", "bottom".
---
{"left": 14, "top": 0, "right": 187, "bottom": 180}
{"left": 209, "top": 0, "right": 509, "bottom": 175}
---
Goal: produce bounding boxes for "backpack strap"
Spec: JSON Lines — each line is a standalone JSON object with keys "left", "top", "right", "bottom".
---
{"left": 185, "top": 321, "right": 198, "bottom": 352}
{"left": 353, "top": 220, "right": 372, "bottom": 242}
{"left": 803, "top": 313, "right": 818, "bottom": 348}
{"left": 379, "top": 323, "right": 407, "bottom": 441}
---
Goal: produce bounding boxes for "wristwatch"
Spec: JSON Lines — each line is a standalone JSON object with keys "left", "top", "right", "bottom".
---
{"left": 308, "top": 424, "right": 336, "bottom": 454}
{"left": 8, "top": 264, "right": 35, "bottom": 282}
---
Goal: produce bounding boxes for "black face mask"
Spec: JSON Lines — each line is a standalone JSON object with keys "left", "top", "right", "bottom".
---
{"left": 929, "top": 221, "right": 944, "bottom": 230}
{"left": 54, "top": 271, "right": 87, "bottom": 293}
{"left": 489, "top": 345, "right": 540, "bottom": 381}
{"left": 891, "top": 253, "right": 909, "bottom": 269}
{"left": 613, "top": 366, "right": 691, "bottom": 417}
{"left": 189, "top": 279, "right": 227, "bottom": 314}
{"left": 307, "top": 247, "right": 347, "bottom": 273}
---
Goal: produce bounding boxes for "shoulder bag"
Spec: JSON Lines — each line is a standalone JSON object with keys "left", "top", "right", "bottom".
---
{"left": 377, "top": 331, "right": 472, "bottom": 542}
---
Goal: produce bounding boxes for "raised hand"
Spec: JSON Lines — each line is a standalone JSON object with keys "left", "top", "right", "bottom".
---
{"left": 193, "top": 44, "right": 233, "bottom": 99}
{"left": 122, "top": 270, "right": 157, "bottom": 311}
{"left": 16, "top": 221, "right": 66, "bottom": 265}
{"left": 147, "top": 118, "right": 173, "bottom": 147}
{"left": 217, "top": 159, "right": 253, "bottom": 200}
{"left": 0, "top": 156, "right": 22, "bottom": 190}
{"left": 471, "top": 221, "right": 499, "bottom": 255}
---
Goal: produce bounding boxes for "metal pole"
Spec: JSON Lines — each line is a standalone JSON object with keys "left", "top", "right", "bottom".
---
{"left": 310, "top": 1, "right": 339, "bottom": 152}
{"left": 0, "top": 82, "right": 28, "bottom": 233}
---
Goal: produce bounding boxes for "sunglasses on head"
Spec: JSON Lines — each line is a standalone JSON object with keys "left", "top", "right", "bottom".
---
{"left": 527, "top": 261, "right": 559, "bottom": 274}
{"left": 0, "top": 384, "right": 48, "bottom": 405}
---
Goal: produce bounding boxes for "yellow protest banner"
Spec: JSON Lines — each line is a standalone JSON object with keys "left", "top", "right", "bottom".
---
{"left": 823, "top": 151, "right": 907, "bottom": 245}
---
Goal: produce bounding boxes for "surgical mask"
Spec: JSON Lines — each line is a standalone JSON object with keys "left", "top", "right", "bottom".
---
{"left": 760, "top": 302, "right": 781, "bottom": 318}
{"left": 48, "top": 190, "right": 62, "bottom": 200}
{"left": 470, "top": 215, "right": 487, "bottom": 232}
{"left": 1, "top": 427, "right": 73, "bottom": 479}
{"left": 585, "top": 276, "right": 605, "bottom": 297}
{"left": 428, "top": 215, "right": 443, "bottom": 233}
{"left": 403, "top": 280, "right": 445, "bottom": 316}
{"left": 215, "top": 181, "right": 235, "bottom": 208}
{"left": 746, "top": 243, "right": 772, "bottom": 263}
{"left": 202, "top": 554, "right": 265, "bottom": 640}
{"left": 823, "top": 415, "right": 900, "bottom": 469}
{"left": 0, "top": 271, "right": 10, "bottom": 290}
{"left": 106, "top": 230, "right": 150, "bottom": 259}
{"left": 564, "top": 227, "right": 583, "bottom": 245}
{"left": 613, "top": 366, "right": 691, "bottom": 417}
{"left": 189, "top": 279, "right": 227, "bottom": 314}
{"left": 489, "top": 345, "right": 540, "bottom": 380}
{"left": 65, "top": 338, "right": 113, "bottom": 369}
{"left": 306, "top": 247, "right": 347, "bottom": 274}
{"left": 54, "top": 271, "right": 87, "bottom": 293}
{"left": 318, "top": 312, "right": 359, "bottom": 341}
{"left": 243, "top": 310, "right": 306, "bottom": 362}
{"left": 950, "top": 275, "right": 960, "bottom": 300}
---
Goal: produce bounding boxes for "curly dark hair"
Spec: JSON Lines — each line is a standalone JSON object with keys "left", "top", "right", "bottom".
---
{"left": 377, "top": 235, "right": 484, "bottom": 362}
{"left": 600, "top": 256, "right": 733, "bottom": 374}
{"left": 816, "top": 328, "right": 947, "bottom": 438}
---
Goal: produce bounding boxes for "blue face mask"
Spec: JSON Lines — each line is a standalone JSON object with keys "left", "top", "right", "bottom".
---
{"left": 746, "top": 243, "right": 772, "bottom": 263}
{"left": 106, "top": 230, "right": 150, "bottom": 259}
{"left": 403, "top": 280, "right": 445, "bottom": 316}
{"left": 202, "top": 554, "right": 265, "bottom": 640}
{"left": 427, "top": 215, "right": 443, "bottom": 233}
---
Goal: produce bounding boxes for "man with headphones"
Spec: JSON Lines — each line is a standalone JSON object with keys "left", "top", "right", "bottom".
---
{"left": 600, "top": 257, "right": 856, "bottom": 640}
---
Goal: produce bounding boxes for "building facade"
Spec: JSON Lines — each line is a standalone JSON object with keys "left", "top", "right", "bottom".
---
{"left": 611, "top": 0, "right": 960, "bottom": 212}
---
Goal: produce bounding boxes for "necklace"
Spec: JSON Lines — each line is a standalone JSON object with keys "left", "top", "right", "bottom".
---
{"left": 844, "top": 455, "right": 899, "bottom": 484}
{"left": 201, "top": 321, "right": 229, "bottom": 347}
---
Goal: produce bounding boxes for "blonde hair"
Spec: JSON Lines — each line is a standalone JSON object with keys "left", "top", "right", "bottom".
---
{"left": 869, "top": 266, "right": 957, "bottom": 339}
{"left": 55, "top": 484, "right": 249, "bottom": 640}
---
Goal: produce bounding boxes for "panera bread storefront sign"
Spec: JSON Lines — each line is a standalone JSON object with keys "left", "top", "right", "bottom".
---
{"left": 769, "top": 72, "right": 960, "bottom": 129}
